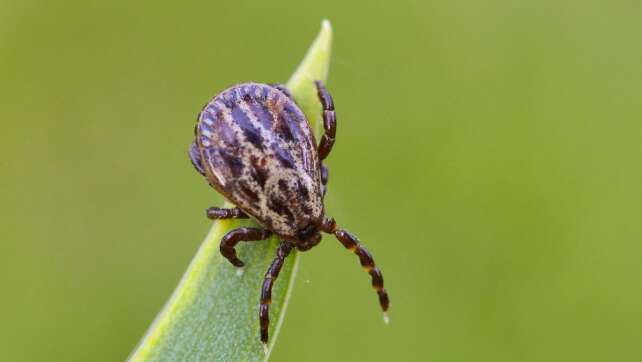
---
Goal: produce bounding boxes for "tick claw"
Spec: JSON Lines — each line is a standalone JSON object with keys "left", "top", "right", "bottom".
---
{"left": 236, "top": 267, "right": 245, "bottom": 277}
{"left": 383, "top": 311, "right": 390, "bottom": 325}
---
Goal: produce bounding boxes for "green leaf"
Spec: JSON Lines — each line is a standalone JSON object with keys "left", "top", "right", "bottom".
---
{"left": 127, "top": 20, "right": 332, "bottom": 362}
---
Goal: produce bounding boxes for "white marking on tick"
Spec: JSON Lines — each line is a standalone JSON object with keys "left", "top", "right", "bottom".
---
{"left": 210, "top": 167, "right": 226, "bottom": 186}
{"left": 201, "top": 129, "right": 214, "bottom": 139}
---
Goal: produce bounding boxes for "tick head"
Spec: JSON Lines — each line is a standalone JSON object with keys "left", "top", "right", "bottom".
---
{"left": 295, "top": 223, "right": 322, "bottom": 251}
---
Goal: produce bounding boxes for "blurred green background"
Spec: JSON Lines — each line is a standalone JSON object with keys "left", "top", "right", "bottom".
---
{"left": 2, "top": 0, "right": 642, "bottom": 361}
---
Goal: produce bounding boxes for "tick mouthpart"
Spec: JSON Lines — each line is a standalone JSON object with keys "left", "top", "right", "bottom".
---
{"left": 294, "top": 222, "right": 323, "bottom": 251}
{"left": 296, "top": 232, "right": 322, "bottom": 251}
{"left": 383, "top": 311, "right": 390, "bottom": 324}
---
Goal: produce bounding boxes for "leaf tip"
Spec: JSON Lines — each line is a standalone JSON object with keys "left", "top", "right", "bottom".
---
{"left": 286, "top": 19, "right": 333, "bottom": 91}
{"left": 320, "top": 19, "right": 332, "bottom": 36}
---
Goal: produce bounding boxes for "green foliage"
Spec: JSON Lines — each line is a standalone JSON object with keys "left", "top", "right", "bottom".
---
{"left": 6, "top": 2, "right": 642, "bottom": 361}
{"left": 127, "top": 20, "right": 332, "bottom": 362}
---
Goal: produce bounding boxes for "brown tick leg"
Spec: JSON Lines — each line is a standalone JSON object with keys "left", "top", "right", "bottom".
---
{"left": 220, "top": 227, "right": 272, "bottom": 272}
{"left": 259, "top": 241, "right": 294, "bottom": 351}
{"left": 321, "top": 163, "right": 329, "bottom": 185}
{"left": 268, "top": 83, "right": 293, "bottom": 99}
{"left": 324, "top": 220, "right": 390, "bottom": 323}
{"left": 320, "top": 163, "right": 329, "bottom": 197}
{"left": 314, "top": 80, "right": 336, "bottom": 161}
{"left": 206, "top": 207, "right": 249, "bottom": 220}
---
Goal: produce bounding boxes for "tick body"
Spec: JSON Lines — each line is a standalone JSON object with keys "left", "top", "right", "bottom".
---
{"left": 189, "top": 81, "right": 389, "bottom": 349}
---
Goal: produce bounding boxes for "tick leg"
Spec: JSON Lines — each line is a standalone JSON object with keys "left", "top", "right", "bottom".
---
{"left": 322, "top": 219, "right": 390, "bottom": 323}
{"left": 314, "top": 80, "right": 337, "bottom": 161}
{"left": 220, "top": 227, "right": 272, "bottom": 268}
{"left": 268, "top": 83, "right": 293, "bottom": 99}
{"left": 259, "top": 241, "right": 294, "bottom": 350}
{"left": 320, "top": 163, "right": 329, "bottom": 197}
{"left": 189, "top": 141, "right": 206, "bottom": 176}
{"left": 206, "top": 207, "right": 249, "bottom": 220}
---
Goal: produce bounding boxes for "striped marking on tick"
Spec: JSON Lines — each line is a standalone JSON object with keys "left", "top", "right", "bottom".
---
{"left": 195, "top": 83, "right": 323, "bottom": 238}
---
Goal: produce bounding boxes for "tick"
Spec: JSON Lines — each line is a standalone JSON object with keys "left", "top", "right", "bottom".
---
{"left": 189, "top": 81, "right": 389, "bottom": 349}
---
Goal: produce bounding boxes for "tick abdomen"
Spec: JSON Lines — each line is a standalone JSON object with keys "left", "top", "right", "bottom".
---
{"left": 196, "top": 83, "right": 323, "bottom": 237}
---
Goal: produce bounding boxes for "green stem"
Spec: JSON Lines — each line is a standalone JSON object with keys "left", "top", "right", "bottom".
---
{"left": 128, "top": 20, "right": 332, "bottom": 362}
